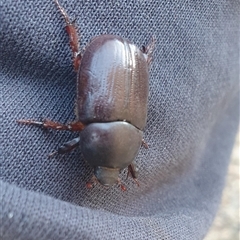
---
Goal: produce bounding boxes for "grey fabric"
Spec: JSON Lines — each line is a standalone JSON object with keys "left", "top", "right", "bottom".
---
{"left": 1, "top": 0, "right": 239, "bottom": 239}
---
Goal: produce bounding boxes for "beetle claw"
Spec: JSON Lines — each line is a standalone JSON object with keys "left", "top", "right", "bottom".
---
{"left": 133, "top": 178, "right": 140, "bottom": 187}
{"left": 86, "top": 176, "right": 98, "bottom": 189}
{"left": 142, "top": 139, "right": 149, "bottom": 149}
{"left": 118, "top": 179, "right": 127, "bottom": 191}
{"left": 48, "top": 151, "right": 58, "bottom": 158}
{"left": 86, "top": 182, "right": 94, "bottom": 189}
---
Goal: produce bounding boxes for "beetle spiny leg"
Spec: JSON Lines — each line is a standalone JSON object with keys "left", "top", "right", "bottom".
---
{"left": 54, "top": 0, "right": 81, "bottom": 71}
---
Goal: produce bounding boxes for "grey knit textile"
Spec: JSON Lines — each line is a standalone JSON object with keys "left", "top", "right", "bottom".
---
{"left": 1, "top": 1, "right": 239, "bottom": 239}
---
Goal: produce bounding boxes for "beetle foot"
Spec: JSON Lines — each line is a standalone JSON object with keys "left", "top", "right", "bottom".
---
{"left": 54, "top": 0, "right": 71, "bottom": 25}
{"left": 86, "top": 176, "right": 97, "bottom": 189}
{"left": 118, "top": 179, "right": 127, "bottom": 191}
{"left": 17, "top": 119, "right": 45, "bottom": 128}
{"left": 86, "top": 182, "right": 94, "bottom": 189}
{"left": 133, "top": 178, "right": 140, "bottom": 187}
{"left": 48, "top": 150, "right": 58, "bottom": 158}
{"left": 54, "top": 0, "right": 81, "bottom": 72}
{"left": 17, "top": 119, "right": 85, "bottom": 132}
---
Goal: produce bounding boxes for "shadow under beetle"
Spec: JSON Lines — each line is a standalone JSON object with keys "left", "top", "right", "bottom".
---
{"left": 17, "top": 0, "right": 155, "bottom": 191}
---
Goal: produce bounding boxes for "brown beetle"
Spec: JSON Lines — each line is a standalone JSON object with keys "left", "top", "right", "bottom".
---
{"left": 17, "top": 0, "right": 155, "bottom": 191}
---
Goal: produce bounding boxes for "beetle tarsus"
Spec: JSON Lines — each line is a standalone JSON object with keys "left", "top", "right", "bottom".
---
{"left": 48, "top": 150, "right": 58, "bottom": 158}
{"left": 54, "top": 0, "right": 71, "bottom": 24}
{"left": 86, "top": 176, "right": 98, "bottom": 189}
{"left": 86, "top": 182, "right": 94, "bottom": 189}
{"left": 17, "top": 119, "right": 44, "bottom": 128}
{"left": 54, "top": 0, "right": 81, "bottom": 71}
{"left": 17, "top": 119, "right": 85, "bottom": 132}
{"left": 133, "top": 178, "right": 140, "bottom": 187}
{"left": 118, "top": 179, "right": 127, "bottom": 191}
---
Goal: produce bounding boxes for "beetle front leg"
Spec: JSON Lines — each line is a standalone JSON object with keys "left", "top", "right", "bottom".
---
{"left": 54, "top": 0, "right": 81, "bottom": 71}
{"left": 127, "top": 163, "right": 140, "bottom": 186}
{"left": 17, "top": 119, "right": 85, "bottom": 131}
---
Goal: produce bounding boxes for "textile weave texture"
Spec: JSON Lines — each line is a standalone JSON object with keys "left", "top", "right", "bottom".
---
{"left": 1, "top": 1, "right": 239, "bottom": 239}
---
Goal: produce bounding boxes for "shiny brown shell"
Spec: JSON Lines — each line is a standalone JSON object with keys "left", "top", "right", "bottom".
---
{"left": 77, "top": 34, "right": 149, "bottom": 130}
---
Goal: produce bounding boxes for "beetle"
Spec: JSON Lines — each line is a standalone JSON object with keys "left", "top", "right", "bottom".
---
{"left": 17, "top": 0, "right": 155, "bottom": 191}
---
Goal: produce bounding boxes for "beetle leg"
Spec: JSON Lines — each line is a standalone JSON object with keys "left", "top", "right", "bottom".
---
{"left": 86, "top": 176, "right": 98, "bottom": 189}
{"left": 17, "top": 119, "right": 85, "bottom": 131}
{"left": 141, "top": 139, "right": 149, "bottom": 149}
{"left": 118, "top": 179, "right": 127, "bottom": 191}
{"left": 142, "top": 36, "right": 156, "bottom": 66}
{"left": 127, "top": 163, "right": 140, "bottom": 186}
{"left": 54, "top": 0, "right": 81, "bottom": 71}
{"left": 49, "top": 137, "right": 80, "bottom": 157}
